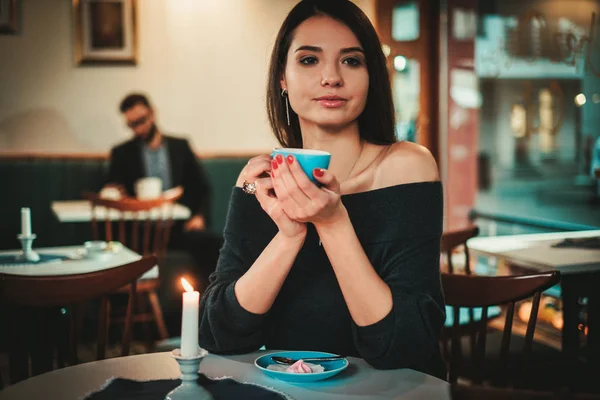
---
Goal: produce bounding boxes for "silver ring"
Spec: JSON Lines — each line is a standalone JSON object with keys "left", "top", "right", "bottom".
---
{"left": 242, "top": 180, "right": 257, "bottom": 195}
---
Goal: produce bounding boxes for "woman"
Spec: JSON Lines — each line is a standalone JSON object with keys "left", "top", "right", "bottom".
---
{"left": 198, "top": 0, "right": 445, "bottom": 379}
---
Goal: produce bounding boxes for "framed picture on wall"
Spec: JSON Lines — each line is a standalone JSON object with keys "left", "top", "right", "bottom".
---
{"left": 0, "top": 0, "right": 18, "bottom": 34}
{"left": 73, "top": 0, "right": 138, "bottom": 65}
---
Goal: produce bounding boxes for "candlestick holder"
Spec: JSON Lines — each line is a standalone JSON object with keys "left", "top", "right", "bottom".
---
{"left": 165, "top": 348, "right": 214, "bottom": 400}
{"left": 16, "top": 234, "right": 40, "bottom": 262}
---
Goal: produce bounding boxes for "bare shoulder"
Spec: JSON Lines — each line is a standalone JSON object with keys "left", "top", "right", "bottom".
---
{"left": 375, "top": 141, "right": 439, "bottom": 188}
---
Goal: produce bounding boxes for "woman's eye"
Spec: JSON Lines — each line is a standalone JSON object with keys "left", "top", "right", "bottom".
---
{"left": 343, "top": 57, "right": 363, "bottom": 67}
{"left": 299, "top": 56, "right": 318, "bottom": 65}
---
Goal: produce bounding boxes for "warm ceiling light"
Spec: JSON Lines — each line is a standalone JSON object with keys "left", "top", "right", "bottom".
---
{"left": 574, "top": 93, "right": 587, "bottom": 106}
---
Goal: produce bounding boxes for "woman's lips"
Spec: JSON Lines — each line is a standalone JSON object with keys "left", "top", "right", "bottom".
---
{"left": 316, "top": 98, "right": 347, "bottom": 108}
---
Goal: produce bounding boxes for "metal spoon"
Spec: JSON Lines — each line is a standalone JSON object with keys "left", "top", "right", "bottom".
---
{"left": 271, "top": 355, "right": 346, "bottom": 365}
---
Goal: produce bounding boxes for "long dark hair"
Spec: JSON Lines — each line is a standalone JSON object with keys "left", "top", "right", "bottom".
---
{"left": 266, "top": 0, "right": 396, "bottom": 148}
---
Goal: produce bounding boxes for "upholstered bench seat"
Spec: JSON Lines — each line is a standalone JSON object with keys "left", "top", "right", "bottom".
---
{"left": 0, "top": 154, "right": 252, "bottom": 250}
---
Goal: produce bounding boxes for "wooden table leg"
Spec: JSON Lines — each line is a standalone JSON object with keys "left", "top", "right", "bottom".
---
{"left": 8, "top": 307, "right": 29, "bottom": 384}
{"left": 97, "top": 297, "right": 108, "bottom": 361}
{"left": 30, "top": 308, "right": 55, "bottom": 377}
{"left": 587, "top": 275, "right": 600, "bottom": 368}
{"left": 561, "top": 277, "right": 580, "bottom": 359}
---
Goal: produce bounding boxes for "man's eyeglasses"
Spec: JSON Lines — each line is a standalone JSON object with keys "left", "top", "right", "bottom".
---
{"left": 127, "top": 114, "right": 150, "bottom": 129}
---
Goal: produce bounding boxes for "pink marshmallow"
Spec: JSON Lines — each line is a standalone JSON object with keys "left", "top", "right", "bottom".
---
{"left": 286, "top": 359, "right": 312, "bottom": 373}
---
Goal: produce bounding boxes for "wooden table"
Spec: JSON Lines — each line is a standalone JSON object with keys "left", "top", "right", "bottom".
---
{"left": 51, "top": 200, "right": 191, "bottom": 223}
{"left": 468, "top": 230, "right": 600, "bottom": 363}
{"left": 0, "top": 351, "right": 450, "bottom": 400}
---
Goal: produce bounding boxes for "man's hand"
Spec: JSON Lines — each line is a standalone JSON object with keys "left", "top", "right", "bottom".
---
{"left": 184, "top": 215, "right": 206, "bottom": 231}
{"left": 99, "top": 184, "right": 127, "bottom": 199}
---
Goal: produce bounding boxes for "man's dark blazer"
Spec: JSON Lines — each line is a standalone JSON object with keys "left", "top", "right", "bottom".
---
{"left": 106, "top": 135, "right": 211, "bottom": 219}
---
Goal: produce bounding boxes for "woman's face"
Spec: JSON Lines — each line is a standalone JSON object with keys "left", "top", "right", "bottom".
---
{"left": 281, "top": 16, "right": 369, "bottom": 131}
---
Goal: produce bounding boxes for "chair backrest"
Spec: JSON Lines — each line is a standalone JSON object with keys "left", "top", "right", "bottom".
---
{"left": 441, "top": 225, "right": 479, "bottom": 274}
{"left": 84, "top": 187, "right": 183, "bottom": 259}
{"left": 442, "top": 270, "right": 561, "bottom": 385}
{"left": 0, "top": 256, "right": 156, "bottom": 307}
{"left": 0, "top": 256, "right": 156, "bottom": 383}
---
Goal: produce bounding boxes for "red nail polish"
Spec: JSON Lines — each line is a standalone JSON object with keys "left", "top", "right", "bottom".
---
{"left": 272, "top": 160, "right": 278, "bottom": 170}
{"left": 314, "top": 168, "right": 324, "bottom": 177}
{"left": 276, "top": 155, "right": 283, "bottom": 164}
{"left": 287, "top": 155, "right": 294, "bottom": 164}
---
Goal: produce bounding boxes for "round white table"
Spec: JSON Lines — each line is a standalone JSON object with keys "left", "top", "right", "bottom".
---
{"left": 0, "top": 351, "right": 450, "bottom": 400}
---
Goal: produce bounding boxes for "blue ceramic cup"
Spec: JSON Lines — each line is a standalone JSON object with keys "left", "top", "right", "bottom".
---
{"left": 271, "top": 148, "right": 331, "bottom": 183}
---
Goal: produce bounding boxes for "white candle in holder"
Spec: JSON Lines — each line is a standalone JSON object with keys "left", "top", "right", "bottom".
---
{"left": 21, "top": 207, "right": 32, "bottom": 236}
{"left": 180, "top": 278, "right": 200, "bottom": 358}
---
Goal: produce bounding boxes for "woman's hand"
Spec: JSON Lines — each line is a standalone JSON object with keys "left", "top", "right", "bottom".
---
{"left": 236, "top": 155, "right": 273, "bottom": 188}
{"left": 271, "top": 154, "right": 347, "bottom": 227}
{"left": 237, "top": 155, "right": 307, "bottom": 239}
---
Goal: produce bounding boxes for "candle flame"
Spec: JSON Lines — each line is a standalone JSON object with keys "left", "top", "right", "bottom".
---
{"left": 181, "top": 277, "right": 194, "bottom": 292}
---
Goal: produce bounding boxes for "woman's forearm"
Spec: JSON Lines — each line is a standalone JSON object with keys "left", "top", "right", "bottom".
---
{"left": 316, "top": 209, "right": 393, "bottom": 326}
{"left": 234, "top": 231, "right": 305, "bottom": 314}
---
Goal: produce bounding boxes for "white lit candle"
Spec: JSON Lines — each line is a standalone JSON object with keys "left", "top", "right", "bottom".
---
{"left": 21, "top": 207, "right": 32, "bottom": 236}
{"left": 180, "top": 278, "right": 199, "bottom": 358}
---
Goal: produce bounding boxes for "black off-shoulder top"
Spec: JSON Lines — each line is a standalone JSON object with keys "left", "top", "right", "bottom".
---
{"left": 198, "top": 181, "right": 446, "bottom": 379}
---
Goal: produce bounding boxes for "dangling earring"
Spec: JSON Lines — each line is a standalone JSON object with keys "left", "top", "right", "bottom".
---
{"left": 281, "top": 88, "right": 290, "bottom": 126}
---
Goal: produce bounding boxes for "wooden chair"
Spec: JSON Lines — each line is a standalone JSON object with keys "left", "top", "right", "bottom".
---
{"left": 440, "top": 225, "right": 504, "bottom": 365}
{"left": 442, "top": 271, "right": 561, "bottom": 386}
{"left": 0, "top": 256, "right": 156, "bottom": 384}
{"left": 441, "top": 225, "right": 480, "bottom": 275}
{"left": 83, "top": 187, "right": 183, "bottom": 347}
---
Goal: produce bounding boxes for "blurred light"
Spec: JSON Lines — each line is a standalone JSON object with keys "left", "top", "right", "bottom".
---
{"left": 518, "top": 302, "right": 532, "bottom": 322}
{"left": 552, "top": 314, "right": 563, "bottom": 330}
{"left": 574, "top": 93, "right": 587, "bottom": 106}
{"left": 593, "top": 93, "right": 600, "bottom": 104}
{"left": 382, "top": 44, "right": 391, "bottom": 57}
{"left": 60, "top": 308, "right": 67, "bottom": 315}
{"left": 394, "top": 55, "right": 407, "bottom": 72}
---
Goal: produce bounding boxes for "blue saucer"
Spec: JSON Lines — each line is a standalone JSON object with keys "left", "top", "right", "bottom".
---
{"left": 254, "top": 351, "right": 348, "bottom": 383}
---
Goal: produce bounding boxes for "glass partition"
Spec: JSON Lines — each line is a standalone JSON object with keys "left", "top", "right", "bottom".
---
{"left": 473, "top": 0, "right": 600, "bottom": 231}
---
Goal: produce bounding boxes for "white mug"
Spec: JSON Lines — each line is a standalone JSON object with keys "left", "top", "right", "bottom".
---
{"left": 135, "top": 177, "right": 162, "bottom": 199}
